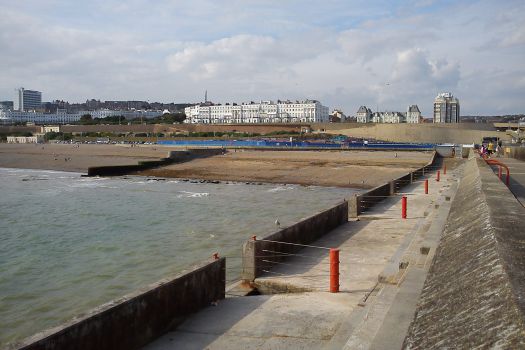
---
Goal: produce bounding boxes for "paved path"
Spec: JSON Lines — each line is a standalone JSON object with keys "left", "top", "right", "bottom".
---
{"left": 497, "top": 157, "right": 525, "bottom": 206}
{"left": 144, "top": 161, "right": 463, "bottom": 350}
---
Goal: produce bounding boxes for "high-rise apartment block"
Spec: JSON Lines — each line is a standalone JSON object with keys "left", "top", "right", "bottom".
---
{"left": 433, "top": 92, "right": 460, "bottom": 123}
{"left": 18, "top": 88, "right": 42, "bottom": 111}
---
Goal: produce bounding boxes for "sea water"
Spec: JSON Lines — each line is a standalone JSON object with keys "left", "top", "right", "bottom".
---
{"left": 0, "top": 168, "right": 360, "bottom": 346}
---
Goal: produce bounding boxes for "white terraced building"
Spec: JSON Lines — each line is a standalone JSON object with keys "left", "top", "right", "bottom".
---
{"left": 355, "top": 105, "right": 421, "bottom": 123}
{"left": 184, "top": 100, "right": 329, "bottom": 124}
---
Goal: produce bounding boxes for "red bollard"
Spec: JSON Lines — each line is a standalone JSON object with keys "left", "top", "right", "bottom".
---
{"left": 329, "top": 249, "right": 339, "bottom": 293}
{"left": 436, "top": 170, "right": 440, "bottom": 182}
{"left": 425, "top": 179, "right": 429, "bottom": 194}
{"left": 401, "top": 196, "right": 407, "bottom": 219}
{"left": 506, "top": 172, "right": 510, "bottom": 186}
{"left": 443, "top": 164, "right": 447, "bottom": 175}
{"left": 252, "top": 235, "right": 257, "bottom": 241}
{"left": 212, "top": 252, "right": 219, "bottom": 260}
{"left": 498, "top": 166, "right": 502, "bottom": 180}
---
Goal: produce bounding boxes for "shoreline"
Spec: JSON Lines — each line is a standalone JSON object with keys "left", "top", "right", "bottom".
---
{"left": 0, "top": 144, "right": 432, "bottom": 189}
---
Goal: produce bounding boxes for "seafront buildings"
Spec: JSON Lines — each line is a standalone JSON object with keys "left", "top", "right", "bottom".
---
{"left": 184, "top": 100, "right": 329, "bottom": 124}
{"left": 0, "top": 109, "right": 164, "bottom": 125}
{"left": 433, "top": 92, "right": 460, "bottom": 123}
{"left": 355, "top": 105, "right": 421, "bottom": 123}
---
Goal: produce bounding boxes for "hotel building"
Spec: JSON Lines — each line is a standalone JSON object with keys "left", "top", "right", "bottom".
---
{"left": 184, "top": 100, "right": 329, "bottom": 124}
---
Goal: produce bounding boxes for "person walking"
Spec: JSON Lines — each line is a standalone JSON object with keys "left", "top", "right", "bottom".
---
{"left": 487, "top": 141, "right": 494, "bottom": 156}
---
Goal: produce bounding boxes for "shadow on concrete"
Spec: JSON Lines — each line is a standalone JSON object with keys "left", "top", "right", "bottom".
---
{"left": 145, "top": 295, "right": 270, "bottom": 350}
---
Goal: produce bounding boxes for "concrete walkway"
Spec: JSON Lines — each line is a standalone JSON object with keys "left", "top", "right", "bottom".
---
{"left": 144, "top": 161, "right": 463, "bottom": 350}
{"left": 494, "top": 157, "right": 525, "bottom": 206}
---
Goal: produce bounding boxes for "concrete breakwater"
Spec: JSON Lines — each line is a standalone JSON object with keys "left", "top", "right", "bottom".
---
{"left": 86, "top": 148, "right": 223, "bottom": 176}
{"left": 14, "top": 258, "right": 225, "bottom": 350}
{"left": 403, "top": 155, "right": 525, "bottom": 348}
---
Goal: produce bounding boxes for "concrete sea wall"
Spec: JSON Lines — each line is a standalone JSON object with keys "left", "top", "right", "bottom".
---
{"left": 241, "top": 201, "right": 348, "bottom": 281}
{"left": 350, "top": 151, "right": 439, "bottom": 217}
{"left": 317, "top": 122, "right": 506, "bottom": 144}
{"left": 15, "top": 258, "right": 225, "bottom": 350}
{"left": 403, "top": 157, "right": 525, "bottom": 349}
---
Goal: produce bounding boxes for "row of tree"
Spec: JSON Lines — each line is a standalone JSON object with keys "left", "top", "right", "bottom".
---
{"left": 78, "top": 113, "right": 186, "bottom": 125}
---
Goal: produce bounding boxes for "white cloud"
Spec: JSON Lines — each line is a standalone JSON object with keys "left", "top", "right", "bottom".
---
{"left": 0, "top": 0, "right": 524, "bottom": 115}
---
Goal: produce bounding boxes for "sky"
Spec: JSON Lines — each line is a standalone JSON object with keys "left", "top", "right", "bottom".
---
{"left": 0, "top": 0, "right": 524, "bottom": 116}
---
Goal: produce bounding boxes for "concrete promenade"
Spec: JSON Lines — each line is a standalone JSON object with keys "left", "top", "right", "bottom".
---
{"left": 500, "top": 157, "right": 525, "bottom": 206}
{"left": 144, "top": 160, "right": 462, "bottom": 350}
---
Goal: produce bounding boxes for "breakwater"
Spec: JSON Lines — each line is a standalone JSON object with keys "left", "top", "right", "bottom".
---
{"left": 157, "top": 139, "right": 435, "bottom": 150}
{"left": 86, "top": 148, "right": 223, "bottom": 176}
{"left": 403, "top": 155, "right": 525, "bottom": 348}
{"left": 15, "top": 258, "right": 225, "bottom": 350}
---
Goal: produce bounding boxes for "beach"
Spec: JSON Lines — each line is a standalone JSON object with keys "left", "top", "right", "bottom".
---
{"left": 0, "top": 144, "right": 432, "bottom": 188}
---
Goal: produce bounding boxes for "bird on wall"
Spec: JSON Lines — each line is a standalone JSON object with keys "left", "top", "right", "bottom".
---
{"left": 275, "top": 219, "right": 280, "bottom": 228}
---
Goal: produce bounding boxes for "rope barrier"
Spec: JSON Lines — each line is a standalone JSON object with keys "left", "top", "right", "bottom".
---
{"left": 257, "top": 239, "right": 331, "bottom": 250}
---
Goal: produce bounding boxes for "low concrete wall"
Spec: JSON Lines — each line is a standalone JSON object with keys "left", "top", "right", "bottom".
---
{"left": 87, "top": 158, "right": 175, "bottom": 176}
{"left": 403, "top": 157, "right": 525, "bottom": 349}
{"left": 16, "top": 258, "right": 226, "bottom": 350}
{"left": 241, "top": 201, "right": 348, "bottom": 281}
{"left": 87, "top": 148, "right": 223, "bottom": 176}
{"left": 350, "top": 152, "right": 439, "bottom": 217}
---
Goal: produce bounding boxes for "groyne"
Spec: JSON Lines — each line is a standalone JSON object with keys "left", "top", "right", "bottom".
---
{"left": 14, "top": 257, "right": 225, "bottom": 350}
{"left": 241, "top": 201, "right": 348, "bottom": 282}
{"left": 403, "top": 156, "right": 525, "bottom": 348}
{"left": 349, "top": 151, "right": 439, "bottom": 217}
{"left": 86, "top": 148, "right": 223, "bottom": 176}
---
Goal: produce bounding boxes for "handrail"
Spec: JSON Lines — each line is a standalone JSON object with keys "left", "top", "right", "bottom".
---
{"left": 485, "top": 157, "right": 510, "bottom": 186}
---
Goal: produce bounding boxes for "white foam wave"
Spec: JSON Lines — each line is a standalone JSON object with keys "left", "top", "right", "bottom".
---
{"left": 177, "top": 191, "right": 210, "bottom": 198}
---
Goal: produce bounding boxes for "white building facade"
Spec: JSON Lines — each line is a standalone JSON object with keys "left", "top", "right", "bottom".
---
{"left": 356, "top": 105, "right": 421, "bottom": 124}
{"left": 184, "top": 100, "right": 329, "bottom": 124}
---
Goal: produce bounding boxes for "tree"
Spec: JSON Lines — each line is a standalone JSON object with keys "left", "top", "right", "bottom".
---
{"left": 80, "top": 114, "right": 94, "bottom": 125}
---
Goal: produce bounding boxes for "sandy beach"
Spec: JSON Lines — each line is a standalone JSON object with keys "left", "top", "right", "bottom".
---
{"left": 0, "top": 144, "right": 432, "bottom": 188}
{"left": 0, "top": 143, "right": 168, "bottom": 173}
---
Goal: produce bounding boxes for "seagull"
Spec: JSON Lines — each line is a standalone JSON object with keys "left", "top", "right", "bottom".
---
{"left": 275, "top": 219, "right": 281, "bottom": 228}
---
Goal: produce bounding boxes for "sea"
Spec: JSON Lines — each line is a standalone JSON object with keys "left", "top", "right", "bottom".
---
{"left": 0, "top": 167, "right": 360, "bottom": 346}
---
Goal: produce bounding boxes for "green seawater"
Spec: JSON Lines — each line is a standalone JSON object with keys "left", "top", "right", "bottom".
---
{"left": 0, "top": 168, "right": 359, "bottom": 346}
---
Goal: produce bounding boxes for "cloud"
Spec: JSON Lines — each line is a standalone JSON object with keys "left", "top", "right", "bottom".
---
{"left": 0, "top": 0, "right": 524, "bottom": 116}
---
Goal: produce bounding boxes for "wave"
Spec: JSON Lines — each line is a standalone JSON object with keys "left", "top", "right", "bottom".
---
{"left": 177, "top": 191, "right": 210, "bottom": 198}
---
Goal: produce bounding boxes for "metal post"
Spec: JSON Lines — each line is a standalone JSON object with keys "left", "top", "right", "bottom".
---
{"left": 329, "top": 249, "right": 340, "bottom": 293}
{"left": 443, "top": 164, "right": 447, "bottom": 175}
{"left": 437, "top": 170, "right": 440, "bottom": 182}
{"left": 425, "top": 179, "right": 429, "bottom": 194}
{"left": 401, "top": 196, "right": 407, "bottom": 219}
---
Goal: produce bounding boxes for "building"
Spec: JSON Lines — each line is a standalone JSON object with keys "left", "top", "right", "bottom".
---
{"left": 356, "top": 106, "right": 373, "bottom": 123}
{"left": 433, "top": 92, "right": 460, "bottom": 123}
{"left": 0, "top": 108, "right": 163, "bottom": 125}
{"left": 184, "top": 100, "right": 329, "bottom": 124}
{"left": 18, "top": 88, "right": 42, "bottom": 111}
{"left": 356, "top": 105, "right": 420, "bottom": 123}
{"left": 406, "top": 105, "right": 421, "bottom": 123}
{"left": 329, "top": 109, "right": 346, "bottom": 122}
{"left": 0, "top": 101, "right": 14, "bottom": 111}
{"left": 7, "top": 135, "right": 44, "bottom": 143}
